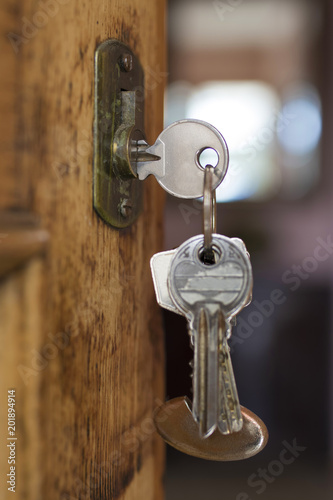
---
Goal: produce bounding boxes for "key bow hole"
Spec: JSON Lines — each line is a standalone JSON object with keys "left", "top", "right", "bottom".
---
{"left": 198, "top": 245, "right": 221, "bottom": 265}
{"left": 197, "top": 147, "right": 219, "bottom": 169}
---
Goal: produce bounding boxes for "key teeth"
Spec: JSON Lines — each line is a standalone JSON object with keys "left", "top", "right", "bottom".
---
{"left": 189, "top": 358, "right": 194, "bottom": 380}
{"left": 218, "top": 414, "right": 244, "bottom": 435}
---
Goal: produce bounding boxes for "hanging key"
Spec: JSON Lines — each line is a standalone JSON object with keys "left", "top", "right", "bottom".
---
{"left": 151, "top": 167, "right": 253, "bottom": 437}
{"left": 168, "top": 234, "right": 253, "bottom": 437}
{"left": 151, "top": 249, "right": 180, "bottom": 315}
{"left": 150, "top": 241, "right": 268, "bottom": 460}
{"left": 133, "top": 119, "right": 229, "bottom": 199}
{"left": 149, "top": 154, "right": 268, "bottom": 460}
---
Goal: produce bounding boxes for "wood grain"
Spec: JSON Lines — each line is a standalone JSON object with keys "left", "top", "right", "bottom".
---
{"left": 0, "top": 258, "right": 44, "bottom": 498}
{"left": 0, "top": 0, "right": 166, "bottom": 498}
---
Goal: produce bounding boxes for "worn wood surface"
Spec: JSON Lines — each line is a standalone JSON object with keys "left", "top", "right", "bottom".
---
{"left": 0, "top": 0, "right": 166, "bottom": 498}
{"left": 0, "top": 258, "right": 44, "bottom": 497}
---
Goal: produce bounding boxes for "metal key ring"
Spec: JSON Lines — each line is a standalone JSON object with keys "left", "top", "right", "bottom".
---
{"left": 203, "top": 165, "right": 216, "bottom": 251}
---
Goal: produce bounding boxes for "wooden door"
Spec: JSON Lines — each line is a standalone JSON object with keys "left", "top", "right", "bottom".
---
{"left": 0, "top": 1, "right": 166, "bottom": 499}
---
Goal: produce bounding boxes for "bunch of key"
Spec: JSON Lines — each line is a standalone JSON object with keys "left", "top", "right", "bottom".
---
{"left": 144, "top": 120, "right": 268, "bottom": 461}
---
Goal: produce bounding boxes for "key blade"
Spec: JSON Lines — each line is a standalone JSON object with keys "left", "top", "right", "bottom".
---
{"left": 192, "top": 306, "right": 220, "bottom": 438}
{"left": 150, "top": 250, "right": 182, "bottom": 315}
{"left": 192, "top": 308, "right": 209, "bottom": 437}
{"left": 218, "top": 317, "right": 243, "bottom": 434}
{"left": 137, "top": 139, "right": 164, "bottom": 181}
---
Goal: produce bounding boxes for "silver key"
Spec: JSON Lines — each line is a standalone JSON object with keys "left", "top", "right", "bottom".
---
{"left": 150, "top": 249, "right": 181, "bottom": 315}
{"left": 168, "top": 234, "right": 253, "bottom": 437}
{"left": 137, "top": 120, "right": 229, "bottom": 199}
{"left": 150, "top": 246, "right": 243, "bottom": 323}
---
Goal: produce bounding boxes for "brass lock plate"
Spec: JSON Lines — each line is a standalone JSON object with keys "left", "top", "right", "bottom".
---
{"left": 93, "top": 39, "right": 144, "bottom": 228}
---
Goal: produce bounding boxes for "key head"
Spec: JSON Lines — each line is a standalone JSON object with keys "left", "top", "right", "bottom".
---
{"left": 154, "top": 396, "right": 268, "bottom": 461}
{"left": 168, "top": 234, "right": 253, "bottom": 320}
{"left": 138, "top": 119, "right": 229, "bottom": 199}
{"left": 150, "top": 249, "right": 182, "bottom": 315}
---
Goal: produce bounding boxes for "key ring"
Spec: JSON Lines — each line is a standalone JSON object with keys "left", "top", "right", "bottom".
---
{"left": 203, "top": 165, "right": 217, "bottom": 256}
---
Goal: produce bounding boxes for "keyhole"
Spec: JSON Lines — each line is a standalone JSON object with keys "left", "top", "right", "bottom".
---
{"left": 198, "top": 147, "right": 219, "bottom": 169}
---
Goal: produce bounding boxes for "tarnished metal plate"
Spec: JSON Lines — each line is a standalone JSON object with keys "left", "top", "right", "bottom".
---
{"left": 93, "top": 39, "right": 144, "bottom": 228}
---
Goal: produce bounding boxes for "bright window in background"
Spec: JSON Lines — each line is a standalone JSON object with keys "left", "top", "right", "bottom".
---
{"left": 277, "top": 84, "right": 322, "bottom": 198}
{"left": 165, "top": 81, "right": 322, "bottom": 202}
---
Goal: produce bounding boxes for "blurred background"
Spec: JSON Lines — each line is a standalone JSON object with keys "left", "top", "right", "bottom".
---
{"left": 163, "top": 0, "right": 333, "bottom": 498}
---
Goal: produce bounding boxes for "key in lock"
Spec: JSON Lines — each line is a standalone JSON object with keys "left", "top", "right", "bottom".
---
{"left": 94, "top": 40, "right": 229, "bottom": 227}
{"left": 113, "top": 117, "right": 229, "bottom": 199}
{"left": 133, "top": 119, "right": 229, "bottom": 199}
